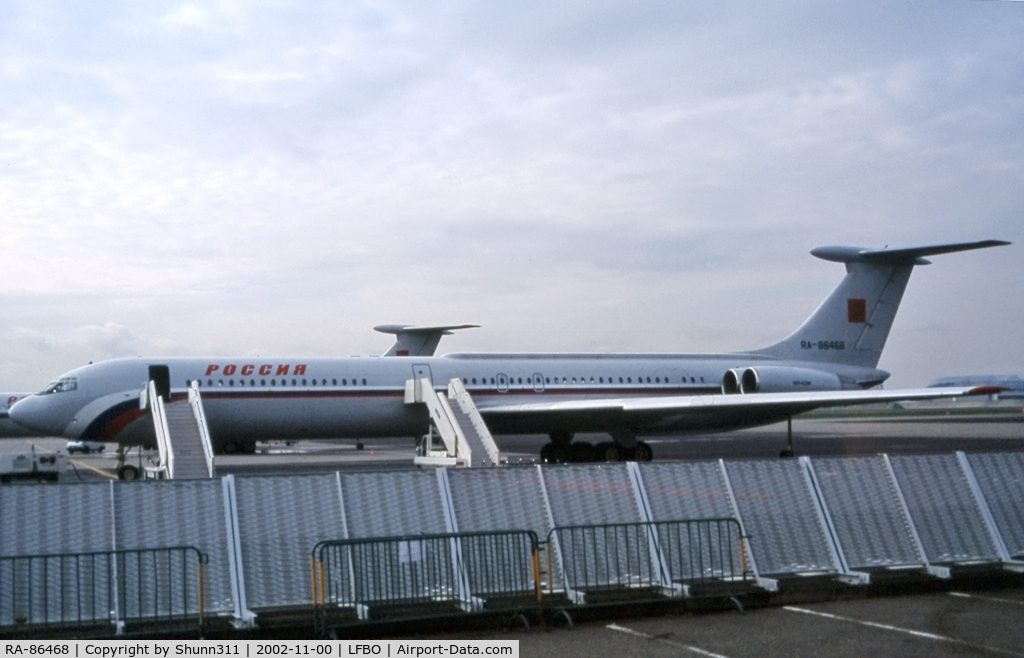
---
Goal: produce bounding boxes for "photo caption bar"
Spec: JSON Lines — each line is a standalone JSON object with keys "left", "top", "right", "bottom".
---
{"left": 1, "top": 641, "right": 517, "bottom": 658}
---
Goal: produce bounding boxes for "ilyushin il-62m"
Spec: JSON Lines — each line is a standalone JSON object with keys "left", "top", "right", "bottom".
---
{"left": 9, "top": 240, "right": 1009, "bottom": 469}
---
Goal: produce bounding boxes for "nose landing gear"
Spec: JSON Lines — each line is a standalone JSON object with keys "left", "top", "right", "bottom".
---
{"left": 114, "top": 444, "right": 142, "bottom": 480}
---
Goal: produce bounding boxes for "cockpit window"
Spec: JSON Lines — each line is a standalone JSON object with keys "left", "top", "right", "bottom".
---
{"left": 38, "top": 377, "right": 78, "bottom": 395}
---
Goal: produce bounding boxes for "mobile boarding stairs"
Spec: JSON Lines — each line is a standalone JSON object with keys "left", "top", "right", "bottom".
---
{"left": 140, "top": 380, "right": 216, "bottom": 479}
{"left": 406, "top": 377, "right": 503, "bottom": 468}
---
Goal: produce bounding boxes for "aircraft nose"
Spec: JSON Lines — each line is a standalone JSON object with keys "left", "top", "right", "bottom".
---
{"left": 9, "top": 395, "right": 64, "bottom": 435}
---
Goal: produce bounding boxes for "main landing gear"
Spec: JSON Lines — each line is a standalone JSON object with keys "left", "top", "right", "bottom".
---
{"left": 540, "top": 432, "right": 653, "bottom": 464}
{"left": 114, "top": 444, "right": 141, "bottom": 480}
{"left": 779, "top": 416, "right": 795, "bottom": 458}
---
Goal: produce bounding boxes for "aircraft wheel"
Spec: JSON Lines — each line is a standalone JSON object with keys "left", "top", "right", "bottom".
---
{"left": 633, "top": 441, "right": 653, "bottom": 462}
{"left": 601, "top": 443, "right": 622, "bottom": 462}
{"left": 568, "top": 442, "right": 595, "bottom": 462}
{"left": 540, "top": 443, "right": 566, "bottom": 464}
{"left": 356, "top": 442, "right": 365, "bottom": 450}
{"left": 549, "top": 430, "right": 574, "bottom": 446}
{"left": 118, "top": 464, "right": 141, "bottom": 481}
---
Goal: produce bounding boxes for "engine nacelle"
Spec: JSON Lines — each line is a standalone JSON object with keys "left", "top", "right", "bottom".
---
{"left": 722, "top": 369, "right": 742, "bottom": 394}
{"left": 722, "top": 366, "right": 842, "bottom": 394}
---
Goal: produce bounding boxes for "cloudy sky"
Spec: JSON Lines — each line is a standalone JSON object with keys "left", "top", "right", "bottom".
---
{"left": 1, "top": 1, "right": 1022, "bottom": 391}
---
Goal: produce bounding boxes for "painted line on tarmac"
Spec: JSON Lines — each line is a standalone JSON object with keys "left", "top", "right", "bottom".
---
{"left": 69, "top": 460, "right": 118, "bottom": 480}
{"left": 950, "top": 591, "right": 1024, "bottom": 607}
{"left": 606, "top": 623, "right": 731, "bottom": 658}
{"left": 784, "top": 606, "right": 1024, "bottom": 657}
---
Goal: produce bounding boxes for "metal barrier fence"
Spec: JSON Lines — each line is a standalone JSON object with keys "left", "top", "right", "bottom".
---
{"left": 4, "top": 450, "right": 1023, "bottom": 637}
{"left": 548, "top": 519, "right": 749, "bottom": 604}
{"left": 312, "top": 530, "right": 540, "bottom": 634}
{"left": 0, "top": 546, "right": 206, "bottom": 635}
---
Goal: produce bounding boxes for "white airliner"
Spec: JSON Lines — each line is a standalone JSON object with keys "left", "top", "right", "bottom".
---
{"left": 9, "top": 240, "right": 1009, "bottom": 469}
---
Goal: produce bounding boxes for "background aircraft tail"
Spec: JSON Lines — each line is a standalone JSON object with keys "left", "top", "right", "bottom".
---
{"left": 752, "top": 240, "right": 1009, "bottom": 370}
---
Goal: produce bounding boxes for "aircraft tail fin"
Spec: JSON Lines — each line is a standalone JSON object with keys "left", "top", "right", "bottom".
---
{"left": 375, "top": 324, "right": 479, "bottom": 357}
{"left": 753, "top": 240, "right": 1009, "bottom": 370}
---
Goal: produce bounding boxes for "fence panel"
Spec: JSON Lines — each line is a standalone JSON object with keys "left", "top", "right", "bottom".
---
{"left": 964, "top": 452, "right": 1024, "bottom": 559}
{"left": 889, "top": 454, "right": 1000, "bottom": 564}
{"left": 0, "top": 547, "right": 205, "bottom": 633}
{"left": 723, "top": 459, "right": 837, "bottom": 575}
{"left": 808, "top": 456, "right": 923, "bottom": 570}
{"left": 549, "top": 519, "right": 748, "bottom": 601}
{"left": 312, "top": 530, "right": 539, "bottom": 631}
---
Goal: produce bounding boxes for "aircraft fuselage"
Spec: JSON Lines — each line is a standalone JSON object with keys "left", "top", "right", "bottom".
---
{"left": 9, "top": 353, "right": 886, "bottom": 451}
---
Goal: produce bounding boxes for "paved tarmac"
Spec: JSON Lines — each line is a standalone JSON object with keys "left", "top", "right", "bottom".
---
{"left": 3, "top": 409, "right": 1022, "bottom": 480}
{"left": 418, "top": 587, "right": 1024, "bottom": 657}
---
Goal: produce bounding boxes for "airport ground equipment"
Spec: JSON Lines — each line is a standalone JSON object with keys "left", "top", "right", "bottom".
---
{"left": 66, "top": 440, "right": 105, "bottom": 454}
{"left": 0, "top": 451, "right": 66, "bottom": 484}
{"left": 139, "top": 380, "right": 215, "bottom": 479}
{"left": 1, "top": 450, "right": 1022, "bottom": 638}
{"left": 407, "top": 377, "right": 502, "bottom": 467}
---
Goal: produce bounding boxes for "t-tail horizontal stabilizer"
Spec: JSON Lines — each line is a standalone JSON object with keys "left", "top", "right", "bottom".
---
{"left": 376, "top": 324, "right": 479, "bottom": 357}
{"left": 811, "top": 240, "right": 1010, "bottom": 265}
{"left": 754, "top": 239, "right": 1010, "bottom": 371}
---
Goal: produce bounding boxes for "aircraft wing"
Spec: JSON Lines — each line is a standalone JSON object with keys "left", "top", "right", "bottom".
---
{"left": 476, "top": 385, "right": 1002, "bottom": 431}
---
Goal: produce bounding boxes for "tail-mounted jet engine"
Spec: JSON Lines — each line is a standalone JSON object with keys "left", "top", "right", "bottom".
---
{"left": 722, "top": 366, "right": 843, "bottom": 394}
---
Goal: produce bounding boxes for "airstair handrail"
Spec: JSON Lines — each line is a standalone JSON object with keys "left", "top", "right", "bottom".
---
{"left": 144, "top": 380, "right": 173, "bottom": 478}
{"left": 448, "top": 378, "right": 501, "bottom": 465}
{"left": 188, "top": 381, "right": 215, "bottom": 477}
